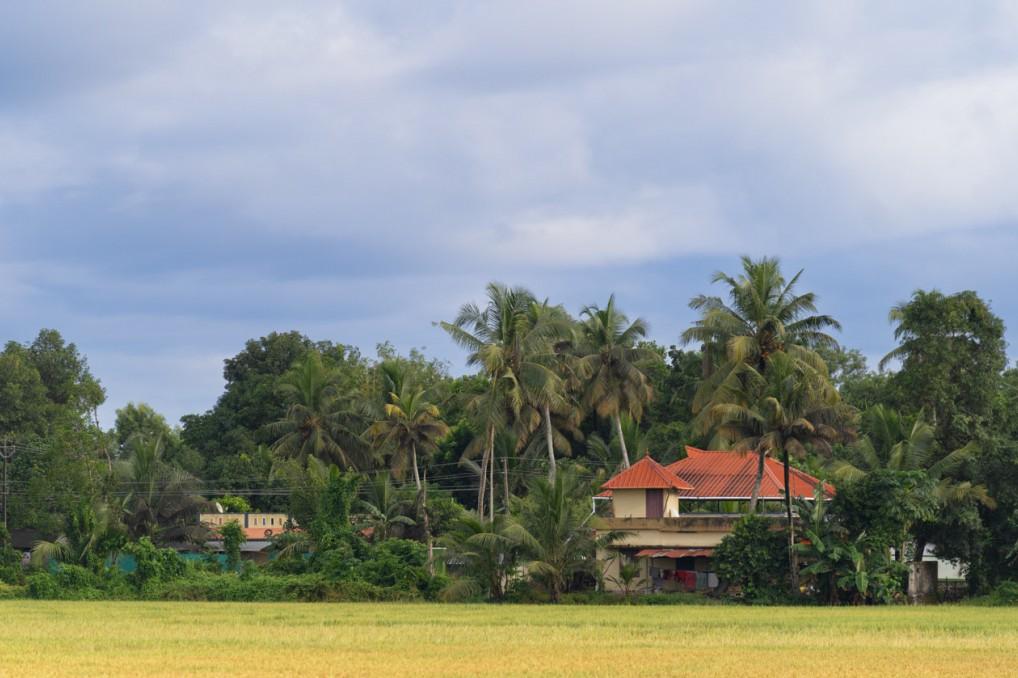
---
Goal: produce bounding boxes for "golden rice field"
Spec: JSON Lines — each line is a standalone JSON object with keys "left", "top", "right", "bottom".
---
{"left": 1, "top": 601, "right": 1017, "bottom": 677}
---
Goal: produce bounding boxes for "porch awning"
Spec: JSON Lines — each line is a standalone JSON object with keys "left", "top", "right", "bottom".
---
{"left": 635, "top": 548, "right": 715, "bottom": 559}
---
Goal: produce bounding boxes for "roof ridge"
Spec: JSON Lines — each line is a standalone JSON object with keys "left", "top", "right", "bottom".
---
{"left": 761, "top": 455, "right": 784, "bottom": 491}
{"left": 601, "top": 455, "right": 694, "bottom": 491}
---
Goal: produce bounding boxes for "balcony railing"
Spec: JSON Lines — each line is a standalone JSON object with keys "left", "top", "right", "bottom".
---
{"left": 594, "top": 514, "right": 783, "bottom": 533}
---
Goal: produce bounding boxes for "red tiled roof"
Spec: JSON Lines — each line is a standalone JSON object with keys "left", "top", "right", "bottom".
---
{"left": 665, "top": 446, "right": 834, "bottom": 500}
{"left": 600, "top": 456, "right": 694, "bottom": 491}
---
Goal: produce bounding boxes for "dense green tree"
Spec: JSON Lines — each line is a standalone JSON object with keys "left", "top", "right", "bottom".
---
{"left": 882, "top": 290, "right": 1006, "bottom": 452}
{"left": 713, "top": 514, "right": 788, "bottom": 601}
{"left": 26, "top": 329, "right": 105, "bottom": 420}
{"left": 0, "top": 343, "right": 50, "bottom": 436}
{"left": 114, "top": 403, "right": 202, "bottom": 473}
{"left": 832, "top": 470, "right": 938, "bottom": 556}
{"left": 639, "top": 344, "right": 702, "bottom": 461}
{"left": 828, "top": 407, "right": 993, "bottom": 552}
{"left": 181, "top": 332, "right": 368, "bottom": 509}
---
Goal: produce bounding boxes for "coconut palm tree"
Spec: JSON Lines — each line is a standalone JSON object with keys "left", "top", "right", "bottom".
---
{"left": 682, "top": 256, "right": 840, "bottom": 410}
{"left": 31, "top": 499, "right": 126, "bottom": 571}
{"left": 439, "top": 511, "right": 530, "bottom": 601}
{"left": 829, "top": 405, "right": 983, "bottom": 489}
{"left": 828, "top": 404, "right": 994, "bottom": 561}
{"left": 577, "top": 295, "right": 654, "bottom": 468}
{"left": 515, "top": 468, "right": 627, "bottom": 602}
{"left": 266, "top": 351, "right": 368, "bottom": 470}
{"left": 116, "top": 436, "right": 210, "bottom": 544}
{"left": 703, "top": 351, "right": 841, "bottom": 594}
{"left": 366, "top": 384, "right": 449, "bottom": 491}
{"left": 441, "top": 283, "right": 569, "bottom": 509}
{"left": 356, "top": 473, "right": 416, "bottom": 541}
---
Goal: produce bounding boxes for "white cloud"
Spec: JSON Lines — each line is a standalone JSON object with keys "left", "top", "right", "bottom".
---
{"left": 485, "top": 184, "right": 726, "bottom": 266}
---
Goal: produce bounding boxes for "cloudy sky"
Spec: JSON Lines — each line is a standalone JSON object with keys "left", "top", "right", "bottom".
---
{"left": 3, "top": 1, "right": 1018, "bottom": 425}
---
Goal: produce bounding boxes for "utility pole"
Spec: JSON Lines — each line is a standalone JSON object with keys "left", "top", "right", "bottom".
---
{"left": 0, "top": 437, "right": 15, "bottom": 529}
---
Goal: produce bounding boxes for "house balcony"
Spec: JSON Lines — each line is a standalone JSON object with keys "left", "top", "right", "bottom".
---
{"left": 595, "top": 514, "right": 780, "bottom": 533}
{"left": 594, "top": 514, "right": 784, "bottom": 550}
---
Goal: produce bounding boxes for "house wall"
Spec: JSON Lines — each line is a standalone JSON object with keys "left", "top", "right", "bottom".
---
{"left": 664, "top": 491, "right": 680, "bottom": 517}
{"left": 199, "top": 513, "right": 290, "bottom": 528}
{"left": 611, "top": 490, "right": 647, "bottom": 518}
{"left": 611, "top": 490, "right": 681, "bottom": 518}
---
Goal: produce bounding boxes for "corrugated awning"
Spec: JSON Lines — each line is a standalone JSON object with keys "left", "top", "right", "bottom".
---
{"left": 635, "top": 548, "right": 715, "bottom": 558}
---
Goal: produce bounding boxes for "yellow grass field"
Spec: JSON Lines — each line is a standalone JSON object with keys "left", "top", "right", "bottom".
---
{"left": 1, "top": 601, "right": 1017, "bottom": 677}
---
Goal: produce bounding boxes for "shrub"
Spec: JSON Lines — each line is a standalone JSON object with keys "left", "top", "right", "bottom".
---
{"left": 123, "top": 538, "right": 185, "bottom": 589}
{"left": 714, "top": 515, "right": 788, "bottom": 601}
{"left": 216, "top": 495, "right": 253, "bottom": 513}
{"left": 220, "top": 521, "right": 245, "bottom": 573}
{"left": 0, "top": 527, "right": 24, "bottom": 585}
{"left": 141, "top": 572, "right": 419, "bottom": 602}
{"left": 26, "top": 573, "right": 60, "bottom": 599}
{"left": 971, "top": 581, "right": 1018, "bottom": 606}
{"left": 357, "top": 539, "right": 428, "bottom": 590}
{"left": 313, "top": 541, "right": 360, "bottom": 580}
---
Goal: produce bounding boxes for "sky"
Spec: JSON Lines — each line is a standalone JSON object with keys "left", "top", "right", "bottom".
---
{"left": 3, "top": 1, "right": 1018, "bottom": 426}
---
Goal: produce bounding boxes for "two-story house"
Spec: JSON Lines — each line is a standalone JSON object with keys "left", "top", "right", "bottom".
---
{"left": 596, "top": 447, "right": 834, "bottom": 593}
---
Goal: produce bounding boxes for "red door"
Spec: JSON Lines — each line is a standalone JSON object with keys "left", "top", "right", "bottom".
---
{"left": 645, "top": 489, "right": 664, "bottom": 518}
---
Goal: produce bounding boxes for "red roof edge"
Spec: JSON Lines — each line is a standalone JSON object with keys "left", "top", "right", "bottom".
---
{"left": 601, "top": 456, "right": 694, "bottom": 491}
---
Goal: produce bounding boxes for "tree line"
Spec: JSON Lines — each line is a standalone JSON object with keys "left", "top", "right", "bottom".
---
{"left": 2, "top": 256, "right": 1017, "bottom": 603}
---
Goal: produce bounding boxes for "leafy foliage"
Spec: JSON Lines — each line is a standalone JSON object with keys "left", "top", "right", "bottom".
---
{"left": 713, "top": 515, "right": 788, "bottom": 601}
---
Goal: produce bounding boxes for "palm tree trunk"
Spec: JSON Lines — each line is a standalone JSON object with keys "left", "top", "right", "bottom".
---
{"left": 783, "top": 446, "right": 799, "bottom": 596}
{"left": 748, "top": 449, "right": 765, "bottom": 514}
{"left": 489, "top": 437, "right": 495, "bottom": 521}
{"left": 423, "top": 468, "right": 433, "bottom": 576}
{"left": 544, "top": 403, "right": 556, "bottom": 481}
{"left": 614, "top": 414, "right": 631, "bottom": 468}
{"left": 411, "top": 442, "right": 422, "bottom": 492}
{"left": 503, "top": 455, "right": 510, "bottom": 509}
{"left": 477, "top": 425, "right": 491, "bottom": 517}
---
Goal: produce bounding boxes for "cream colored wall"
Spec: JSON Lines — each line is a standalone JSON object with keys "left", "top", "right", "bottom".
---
{"left": 611, "top": 490, "right": 647, "bottom": 518}
{"left": 611, "top": 490, "right": 681, "bottom": 518}
{"left": 664, "top": 491, "right": 680, "bottom": 517}
{"left": 608, "top": 530, "right": 726, "bottom": 548}
{"left": 199, "top": 513, "right": 290, "bottom": 527}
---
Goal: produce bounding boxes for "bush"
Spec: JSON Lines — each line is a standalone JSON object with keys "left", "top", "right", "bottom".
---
{"left": 971, "top": 581, "right": 1018, "bottom": 606}
{"left": 26, "top": 573, "right": 60, "bottom": 599}
{"left": 141, "top": 571, "right": 420, "bottom": 602}
{"left": 313, "top": 542, "right": 360, "bottom": 580}
{"left": 714, "top": 515, "right": 788, "bottom": 602}
{"left": 123, "top": 538, "right": 186, "bottom": 589}
{"left": 0, "top": 527, "right": 23, "bottom": 585}
{"left": 357, "top": 539, "right": 427, "bottom": 589}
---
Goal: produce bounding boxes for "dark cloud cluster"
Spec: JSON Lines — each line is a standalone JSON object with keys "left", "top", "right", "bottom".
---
{"left": 2, "top": 1, "right": 1017, "bottom": 423}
